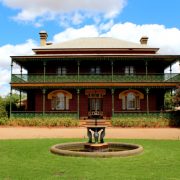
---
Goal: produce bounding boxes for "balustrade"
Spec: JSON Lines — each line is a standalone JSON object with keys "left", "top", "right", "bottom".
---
{"left": 11, "top": 73, "right": 180, "bottom": 83}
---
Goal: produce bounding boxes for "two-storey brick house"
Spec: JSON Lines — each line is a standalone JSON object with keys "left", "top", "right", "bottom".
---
{"left": 10, "top": 31, "right": 180, "bottom": 119}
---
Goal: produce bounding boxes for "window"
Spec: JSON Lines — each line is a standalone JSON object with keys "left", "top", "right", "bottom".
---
{"left": 51, "top": 93, "right": 69, "bottom": 110}
{"left": 125, "top": 66, "right": 134, "bottom": 75}
{"left": 119, "top": 90, "right": 144, "bottom": 111}
{"left": 48, "top": 90, "right": 72, "bottom": 111}
{"left": 90, "top": 67, "right": 101, "bottom": 74}
{"left": 127, "top": 93, "right": 136, "bottom": 110}
{"left": 57, "top": 67, "right": 66, "bottom": 75}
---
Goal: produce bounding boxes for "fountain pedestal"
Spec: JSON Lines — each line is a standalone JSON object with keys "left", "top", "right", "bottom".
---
{"left": 84, "top": 118, "right": 108, "bottom": 152}
{"left": 87, "top": 126, "right": 106, "bottom": 143}
{"left": 84, "top": 143, "right": 109, "bottom": 152}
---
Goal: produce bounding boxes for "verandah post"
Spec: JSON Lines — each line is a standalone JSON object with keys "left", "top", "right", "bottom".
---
{"left": 146, "top": 88, "right": 149, "bottom": 114}
{"left": 10, "top": 61, "right": 13, "bottom": 119}
{"left": 111, "top": 61, "right": 114, "bottom": 82}
{"left": 9, "top": 88, "right": 12, "bottom": 119}
{"left": 77, "top": 89, "right": 80, "bottom": 119}
{"left": 77, "top": 61, "right": 80, "bottom": 82}
{"left": 20, "top": 65, "right": 22, "bottom": 109}
{"left": 43, "top": 61, "right": 46, "bottom": 82}
{"left": 145, "top": 60, "right": 148, "bottom": 81}
{"left": 111, "top": 88, "right": 114, "bottom": 117}
{"left": 42, "top": 88, "right": 46, "bottom": 117}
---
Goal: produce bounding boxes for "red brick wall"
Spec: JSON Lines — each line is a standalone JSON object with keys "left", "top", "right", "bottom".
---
{"left": 103, "top": 89, "right": 112, "bottom": 117}
{"left": 114, "top": 90, "right": 121, "bottom": 111}
{"left": 35, "top": 90, "right": 43, "bottom": 111}
{"left": 79, "top": 90, "right": 88, "bottom": 117}
{"left": 27, "top": 90, "right": 35, "bottom": 111}
{"left": 31, "top": 88, "right": 165, "bottom": 115}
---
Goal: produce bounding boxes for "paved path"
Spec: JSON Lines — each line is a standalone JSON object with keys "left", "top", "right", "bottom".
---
{"left": 0, "top": 127, "right": 180, "bottom": 140}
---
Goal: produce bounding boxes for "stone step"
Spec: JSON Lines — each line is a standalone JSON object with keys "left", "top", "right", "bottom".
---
{"left": 79, "top": 119, "right": 112, "bottom": 127}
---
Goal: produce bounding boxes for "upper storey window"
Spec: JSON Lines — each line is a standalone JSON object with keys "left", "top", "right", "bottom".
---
{"left": 90, "top": 67, "right": 101, "bottom": 74}
{"left": 57, "top": 67, "right": 66, "bottom": 75}
{"left": 125, "top": 66, "right": 134, "bottom": 75}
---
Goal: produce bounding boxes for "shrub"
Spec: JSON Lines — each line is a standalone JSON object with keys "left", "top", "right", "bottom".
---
{"left": 0, "top": 118, "right": 9, "bottom": 125}
{"left": 111, "top": 116, "right": 173, "bottom": 128}
{"left": 6, "top": 117, "right": 79, "bottom": 127}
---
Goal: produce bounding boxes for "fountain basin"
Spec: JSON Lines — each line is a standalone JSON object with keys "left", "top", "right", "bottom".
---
{"left": 50, "top": 142, "right": 143, "bottom": 158}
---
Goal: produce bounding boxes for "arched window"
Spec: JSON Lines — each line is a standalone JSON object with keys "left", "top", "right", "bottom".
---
{"left": 127, "top": 93, "right": 136, "bottom": 110}
{"left": 48, "top": 90, "right": 72, "bottom": 111}
{"left": 119, "top": 90, "right": 144, "bottom": 110}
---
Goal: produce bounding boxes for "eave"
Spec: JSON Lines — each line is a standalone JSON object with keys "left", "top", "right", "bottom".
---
{"left": 32, "top": 48, "right": 159, "bottom": 54}
{"left": 11, "top": 54, "right": 180, "bottom": 59}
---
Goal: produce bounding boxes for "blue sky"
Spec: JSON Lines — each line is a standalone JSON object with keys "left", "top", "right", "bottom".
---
{"left": 0, "top": 0, "right": 180, "bottom": 96}
{"left": 0, "top": 0, "right": 180, "bottom": 45}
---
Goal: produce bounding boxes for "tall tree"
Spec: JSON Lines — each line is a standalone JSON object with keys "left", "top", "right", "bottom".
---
{"left": 0, "top": 96, "right": 7, "bottom": 118}
{"left": 173, "top": 86, "right": 180, "bottom": 107}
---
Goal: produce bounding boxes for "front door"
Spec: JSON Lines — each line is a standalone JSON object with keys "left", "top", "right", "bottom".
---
{"left": 88, "top": 98, "right": 103, "bottom": 118}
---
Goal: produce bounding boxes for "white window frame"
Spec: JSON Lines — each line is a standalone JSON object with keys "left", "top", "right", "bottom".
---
{"left": 51, "top": 92, "right": 69, "bottom": 110}
{"left": 57, "top": 67, "right": 67, "bottom": 75}
{"left": 125, "top": 66, "right": 134, "bottom": 75}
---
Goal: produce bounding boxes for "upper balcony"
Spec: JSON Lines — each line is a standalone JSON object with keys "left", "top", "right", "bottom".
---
{"left": 11, "top": 73, "right": 180, "bottom": 84}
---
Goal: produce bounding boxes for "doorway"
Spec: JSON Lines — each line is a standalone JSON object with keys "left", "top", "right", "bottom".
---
{"left": 88, "top": 98, "right": 103, "bottom": 118}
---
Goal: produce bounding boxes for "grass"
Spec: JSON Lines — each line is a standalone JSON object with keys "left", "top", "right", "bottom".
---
{"left": 0, "top": 139, "right": 180, "bottom": 180}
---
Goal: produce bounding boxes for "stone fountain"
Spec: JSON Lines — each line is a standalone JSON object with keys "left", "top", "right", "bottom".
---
{"left": 50, "top": 118, "right": 143, "bottom": 158}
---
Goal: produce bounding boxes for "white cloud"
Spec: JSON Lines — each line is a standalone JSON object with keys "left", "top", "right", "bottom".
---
{"left": 0, "top": 39, "right": 36, "bottom": 69}
{"left": 101, "top": 22, "right": 180, "bottom": 54}
{"left": 52, "top": 23, "right": 180, "bottom": 55}
{"left": 71, "top": 12, "right": 85, "bottom": 25}
{"left": 0, "top": 68, "right": 10, "bottom": 97}
{"left": 53, "top": 25, "right": 99, "bottom": 43}
{"left": 99, "top": 20, "right": 114, "bottom": 32}
{"left": 0, "top": 39, "right": 37, "bottom": 97}
{"left": 1, "top": 0, "right": 127, "bottom": 26}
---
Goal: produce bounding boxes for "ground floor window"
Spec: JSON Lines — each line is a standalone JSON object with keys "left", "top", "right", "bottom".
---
{"left": 48, "top": 90, "right": 72, "bottom": 111}
{"left": 119, "top": 90, "right": 144, "bottom": 110}
{"left": 51, "top": 93, "right": 69, "bottom": 110}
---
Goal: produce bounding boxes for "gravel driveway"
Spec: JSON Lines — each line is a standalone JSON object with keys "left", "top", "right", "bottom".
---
{"left": 0, "top": 127, "right": 180, "bottom": 140}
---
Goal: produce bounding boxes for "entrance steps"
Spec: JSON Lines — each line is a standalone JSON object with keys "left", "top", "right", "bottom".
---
{"left": 79, "top": 119, "right": 112, "bottom": 127}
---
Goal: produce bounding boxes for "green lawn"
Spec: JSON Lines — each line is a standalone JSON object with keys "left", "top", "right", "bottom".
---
{"left": 0, "top": 139, "right": 180, "bottom": 180}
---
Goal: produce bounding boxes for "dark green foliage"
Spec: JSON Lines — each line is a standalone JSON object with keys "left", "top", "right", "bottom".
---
{"left": 0, "top": 97, "right": 7, "bottom": 118}
{"left": 172, "top": 86, "right": 180, "bottom": 107}
{"left": 164, "top": 91, "right": 174, "bottom": 110}
{"left": 0, "top": 93, "right": 20, "bottom": 118}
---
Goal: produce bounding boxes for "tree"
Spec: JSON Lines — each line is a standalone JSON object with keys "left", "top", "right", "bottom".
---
{"left": 4, "top": 93, "right": 19, "bottom": 117}
{"left": 0, "top": 96, "right": 7, "bottom": 118}
{"left": 164, "top": 91, "right": 174, "bottom": 110}
{"left": 173, "top": 86, "right": 180, "bottom": 107}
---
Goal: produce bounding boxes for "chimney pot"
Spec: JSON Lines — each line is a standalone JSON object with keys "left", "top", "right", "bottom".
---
{"left": 39, "top": 31, "right": 48, "bottom": 46}
{"left": 140, "top": 36, "right": 148, "bottom": 45}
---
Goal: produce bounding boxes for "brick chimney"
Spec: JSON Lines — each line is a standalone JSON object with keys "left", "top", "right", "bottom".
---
{"left": 140, "top": 36, "right": 148, "bottom": 45}
{"left": 39, "top": 31, "right": 48, "bottom": 46}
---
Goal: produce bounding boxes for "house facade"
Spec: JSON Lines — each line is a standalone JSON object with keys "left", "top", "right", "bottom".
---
{"left": 10, "top": 31, "right": 180, "bottom": 119}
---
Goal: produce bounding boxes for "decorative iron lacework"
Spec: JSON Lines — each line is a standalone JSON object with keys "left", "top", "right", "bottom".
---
{"left": 11, "top": 73, "right": 180, "bottom": 83}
